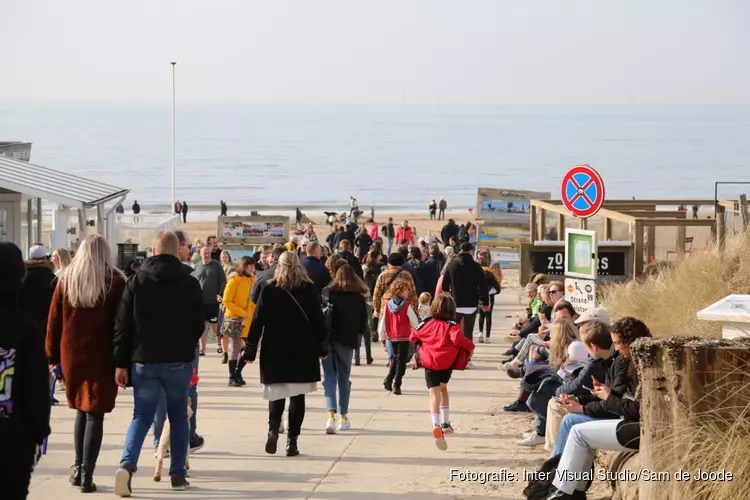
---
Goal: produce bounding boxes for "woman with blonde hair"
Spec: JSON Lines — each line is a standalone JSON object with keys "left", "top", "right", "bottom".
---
{"left": 222, "top": 256, "right": 256, "bottom": 387}
{"left": 46, "top": 234, "right": 126, "bottom": 492}
{"left": 244, "top": 251, "right": 327, "bottom": 457}
{"left": 219, "top": 250, "right": 235, "bottom": 277}
{"left": 51, "top": 247, "right": 72, "bottom": 277}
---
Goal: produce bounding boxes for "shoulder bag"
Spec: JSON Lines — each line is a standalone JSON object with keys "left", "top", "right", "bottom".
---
{"left": 221, "top": 279, "right": 251, "bottom": 337}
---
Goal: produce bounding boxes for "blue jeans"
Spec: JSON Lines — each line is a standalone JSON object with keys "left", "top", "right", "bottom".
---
{"left": 386, "top": 340, "right": 394, "bottom": 358}
{"left": 387, "top": 238, "right": 394, "bottom": 256}
{"left": 121, "top": 362, "right": 193, "bottom": 477}
{"left": 153, "top": 343, "right": 200, "bottom": 446}
{"left": 552, "top": 413, "right": 596, "bottom": 456}
{"left": 321, "top": 343, "right": 354, "bottom": 415}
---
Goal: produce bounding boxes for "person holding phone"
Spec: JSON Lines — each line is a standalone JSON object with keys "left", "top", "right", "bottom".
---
{"left": 547, "top": 317, "right": 651, "bottom": 499}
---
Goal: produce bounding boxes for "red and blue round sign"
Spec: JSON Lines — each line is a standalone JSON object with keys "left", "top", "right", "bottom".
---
{"left": 561, "top": 164, "right": 605, "bottom": 218}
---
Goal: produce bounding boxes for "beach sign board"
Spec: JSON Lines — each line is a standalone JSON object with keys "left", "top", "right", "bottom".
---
{"left": 697, "top": 294, "right": 750, "bottom": 339}
{"left": 564, "top": 228, "right": 598, "bottom": 280}
{"left": 565, "top": 278, "right": 597, "bottom": 315}
{"left": 477, "top": 221, "right": 532, "bottom": 247}
{"left": 561, "top": 165, "right": 605, "bottom": 219}
{"left": 218, "top": 215, "right": 289, "bottom": 245}
{"left": 476, "top": 188, "right": 551, "bottom": 221}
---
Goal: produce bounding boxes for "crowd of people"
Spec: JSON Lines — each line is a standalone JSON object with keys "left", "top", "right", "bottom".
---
{"left": 0, "top": 209, "right": 508, "bottom": 498}
{"left": 504, "top": 274, "right": 650, "bottom": 500}
{"left": 2, "top": 206, "right": 653, "bottom": 500}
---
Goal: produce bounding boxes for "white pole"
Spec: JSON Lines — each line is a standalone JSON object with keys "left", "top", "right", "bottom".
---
{"left": 171, "top": 61, "right": 177, "bottom": 210}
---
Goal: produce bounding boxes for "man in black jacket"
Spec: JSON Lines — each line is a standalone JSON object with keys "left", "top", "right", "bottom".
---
{"left": 301, "top": 242, "right": 331, "bottom": 294}
{"left": 441, "top": 243, "right": 489, "bottom": 344}
{"left": 337, "top": 240, "right": 364, "bottom": 280}
{"left": 251, "top": 246, "right": 285, "bottom": 303}
{"left": 440, "top": 219, "right": 459, "bottom": 250}
{"left": 18, "top": 245, "right": 56, "bottom": 342}
{"left": 113, "top": 231, "right": 204, "bottom": 495}
{"left": 385, "top": 217, "right": 396, "bottom": 255}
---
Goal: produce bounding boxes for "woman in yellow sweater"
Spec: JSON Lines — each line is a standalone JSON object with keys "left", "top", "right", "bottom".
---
{"left": 222, "top": 256, "right": 257, "bottom": 387}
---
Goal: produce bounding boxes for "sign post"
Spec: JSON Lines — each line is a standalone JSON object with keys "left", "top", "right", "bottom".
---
{"left": 561, "top": 164, "right": 605, "bottom": 314}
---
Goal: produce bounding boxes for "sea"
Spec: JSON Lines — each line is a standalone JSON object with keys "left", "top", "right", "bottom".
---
{"left": 1, "top": 102, "right": 749, "bottom": 216}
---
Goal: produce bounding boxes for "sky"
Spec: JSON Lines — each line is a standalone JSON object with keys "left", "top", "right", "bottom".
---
{"left": 2, "top": 0, "right": 749, "bottom": 105}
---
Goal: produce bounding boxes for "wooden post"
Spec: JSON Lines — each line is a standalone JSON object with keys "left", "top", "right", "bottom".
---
{"left": 539, "top": 208, "right": 547, "bottom": 240}
{"left": 529, "top": 205, "right": 538, "bottom": 242}
{"left": 676, "top": 224, "right": 686, "bottom": 256}
{"left": 716, "top": 205, "right": 725, "bottom": 253}
{"left": 604, "top": 217, "right": 612, "bottom": 240}
{"left": 633, "top": 220, "right": 644, "bottom": 276}
{"left": 740, "top": 194, "right": 748, "bottom": 231}
{"left": 647, "top": 224, "right": 656, "bottom": 261}
{"left": 633, "top": 337, "right": 750, "bottom": 500}
{"left": 557, "top": 213, "right": 565, "bottom": 241}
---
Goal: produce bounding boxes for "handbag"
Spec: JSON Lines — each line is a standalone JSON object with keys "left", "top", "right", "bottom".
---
{"left": 220, "top": 278, "right": 251, "bottom": 337}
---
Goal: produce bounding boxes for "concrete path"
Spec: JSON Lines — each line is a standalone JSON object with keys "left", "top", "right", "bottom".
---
{"left": 30, "top": 289, "right": 546, "bottom": 500}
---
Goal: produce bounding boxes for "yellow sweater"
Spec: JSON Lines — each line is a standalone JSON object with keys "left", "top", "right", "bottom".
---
{"left": 222, "top": 274, "right": 256, "bottom": 338}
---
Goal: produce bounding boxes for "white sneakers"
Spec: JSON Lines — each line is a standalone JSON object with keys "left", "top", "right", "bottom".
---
{"left": 518, "top": 433, "right": 545, "bottom": 446}
{"left": 326, "top": 416, "right": 351, "bottom": 433}
{"left": 338, "top": 417, "right": 351, "bottom": 431}
{"left": 325, "top": 418, "right": 337, "bottom": 434}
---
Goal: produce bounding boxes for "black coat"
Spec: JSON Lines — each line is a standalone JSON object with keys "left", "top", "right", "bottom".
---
{"left": 441, "top": 252, "right": 489, "bottom": 308}
{"left": 244, "top": 282, "right": 327, "bottom": 385}
{"left": 519, "top": 302, "right": 553, "bottom": 338}
{"left": 354, "top": 233, "right": 373, "bottom": 260}
{"left": 18, "top": 262, "right": 57, "bottom": 341}
{"left": 421, "top": 257, "right": 443, "bottom": 297}
{"left": 113, "top": 255, "right": 205, "bottom": 368}
{"left": 251, "top": 264, "right": 277, "bottom": 303}
{"left": 338, "top": 251, "right": 364, "bottom": 279}
{"left": 441, "top": 222, "right": 459, "bottom": 246}
{"left": 328, "top": 290, "right": 368, "bottom": 349}
{"left": 301, "top": 256, "right": 331, "bottom": 294}
{"left": 583, "top": 354, "right": 633, "bottom": 418}
{"left": 405, "top": 258, "right": 429, "bottom": 295}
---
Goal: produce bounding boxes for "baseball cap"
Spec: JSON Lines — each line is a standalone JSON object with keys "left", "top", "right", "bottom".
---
{"left": 574, "top": 307, "right": 611, "bottom": 325}
{"left": 29, "top": 244, "right": 48, "bottom": 260}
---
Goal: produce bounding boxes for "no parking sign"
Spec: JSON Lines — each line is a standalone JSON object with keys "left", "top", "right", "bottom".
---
{"left": 561, "top": 164, "right": 605, "bottom": 219}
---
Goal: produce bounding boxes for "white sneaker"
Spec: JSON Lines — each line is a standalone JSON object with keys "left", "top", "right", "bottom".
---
{"left": 466, "top": 361, "right": 476, "bottom": 369}
{"left": 338, "top": 417, "right": 351, "bottom": 431}
{"left": 484, "top": 336, "right": 491, "bottom": 344}
{"left": 325, "top": 417, "right": 337, "bottom": 434}
{"left": 278, "top": 419, "right": 286, "bottom": 434}
{"left": 521, "top": 431, "right": 536, "bottom": 439}
{"left": 519, "top": 434, "right": 545, "bottom": 446}
{"left": 477, "top": 336, "right": 485, "bottom": 344}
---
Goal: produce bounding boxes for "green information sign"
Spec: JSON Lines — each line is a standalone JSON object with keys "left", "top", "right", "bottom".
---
{"left": 564, "top": 229, "right": 598, "bottom": 279}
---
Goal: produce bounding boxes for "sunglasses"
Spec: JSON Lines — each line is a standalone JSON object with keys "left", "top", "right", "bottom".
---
{"left": 550, "top": 289, "right": 562, "bottom": 293}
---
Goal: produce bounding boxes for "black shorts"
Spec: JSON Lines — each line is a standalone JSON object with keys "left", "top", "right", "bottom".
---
{"left": 425, "top": 368, "right": 452, "bottom": 389}
{"left": 204, "top": 303, "right": 219, "bottom": 324}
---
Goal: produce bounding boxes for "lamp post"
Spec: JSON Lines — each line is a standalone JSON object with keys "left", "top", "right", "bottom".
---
{"left": 171, "top": 61, "right": 177, "bottom": 210}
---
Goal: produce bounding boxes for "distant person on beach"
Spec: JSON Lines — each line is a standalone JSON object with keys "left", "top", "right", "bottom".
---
{"left": 181, "top": 201, "right": 188, "bottom": 223}
{"left": 349, "top": 196, "right": 358, "bottom": 215}
{"left": 369, "top": 220, "right": 380, "bottom": 241}
{"left": 370, "top": 206, "right": 375, "bottom": 219}
{"left": 220, "top": 200, "right": 227, "bottom": 217}
{"left": 441, "top": 219, "right": 459, "bottom": 249}
{"left": 385, "top": 217, "right": 396, "bottom": 255}
{"left": 304, "top": 223, "right": 318, "bottom": 244}
{"left": 354, "top": 226, "right": 373, "bottom": 262}
{"left": 115, "top": 203, "right": 124, "bottom": 214}
{"left": 295, "top": 208, "right": 303, "bottom": 230}
{"left": 438, "top": 197, "right": 447, "bottom": 220}
{"left": 132, "top": 201, "right": 141, "bottom": 215}
{"left": 337, "top": 240, "right": 364, "bottom": 280}
{"left": 692, "top": 205, "right": 699, "bottom": 219}
{"left": 174, "top": 200, "right": 181, "bottom": 215}
{"left": 429, "top": 200, "right": 437, "bottom": 220}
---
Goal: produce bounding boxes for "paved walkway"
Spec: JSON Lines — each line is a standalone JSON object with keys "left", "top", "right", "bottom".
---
{"left": 30, "top": 289, "right": 546, "bottom": 500}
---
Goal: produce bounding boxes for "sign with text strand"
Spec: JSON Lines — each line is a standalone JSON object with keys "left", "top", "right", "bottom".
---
{"left": 564, "top": 229, "right": 598, "bottom": 280}
{"left": 565, "top": 278, "right": 597, "bottom": 315}
{"left": 561, "top": 164, "right": 605, "bottom": 219}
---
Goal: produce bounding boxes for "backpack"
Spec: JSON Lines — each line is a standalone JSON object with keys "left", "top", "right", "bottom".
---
{"left": 365, "top": 266, "right": 382, "bottom": 295}
{"left": 381, "top": 225, "right": 388, "bottom": 237}
{"left": 458, "top": 226, "right": 468, "bottom": 243}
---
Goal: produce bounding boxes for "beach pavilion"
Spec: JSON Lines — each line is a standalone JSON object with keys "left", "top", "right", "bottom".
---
{"left": 0, "top": 154, "right": 130, "bottom": 257}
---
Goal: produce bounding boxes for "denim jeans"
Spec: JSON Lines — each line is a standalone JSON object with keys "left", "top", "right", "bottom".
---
{"left": 121, "top": 362, "right": 193, "bottom": 477}
{"left": 526, "top": 378, "right": 561, "bottom": 436}
{"left": 552, "top": 413, "right": 597, "bottom": 456}
{"left": 387, "top": 238, "right": 394, "bottom": 256}
{"left": 321, "top": 343, "right": 354, "bottom": 415}
{"left": 386, "top": 339, "right": 394, "bottom": 358}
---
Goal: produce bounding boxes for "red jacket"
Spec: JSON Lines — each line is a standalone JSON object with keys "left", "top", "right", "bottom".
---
{"left": 395, "top": 226, "right": 415, "bottom": 245}
{"left": 410, "top": 318, "right": 475, "bottom": 371}
{"left": 381, "top": 299, "right": 418, "bottom": 342}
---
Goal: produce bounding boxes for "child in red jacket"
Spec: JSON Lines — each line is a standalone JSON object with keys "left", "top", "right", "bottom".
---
{"left": 378, "top": 289, "right": 420, "bottom": 395}
{"left": 410, "top": 294, "right": 475, "bottom": 450}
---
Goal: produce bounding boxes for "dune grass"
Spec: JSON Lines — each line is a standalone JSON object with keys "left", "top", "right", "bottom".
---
{"left": 600, "top": 231, "right": 750, "bottom": 338}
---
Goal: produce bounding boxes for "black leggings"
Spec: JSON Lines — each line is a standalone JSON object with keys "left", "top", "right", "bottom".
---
{"left": 386, "top": 341, "right": 410, "bottom": 387}
{"left": 268, "top": 395, "right": 305, "bottom": 437}
{"left": 478, "top": 295, "right": 495, "bottom": 336}
{"left": 74, "top": 410, "right": 104, "bottom": 473}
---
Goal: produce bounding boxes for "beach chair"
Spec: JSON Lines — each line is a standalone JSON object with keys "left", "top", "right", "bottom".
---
{"left": 666, "top": 237, "right": 694, "bottom": 260}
